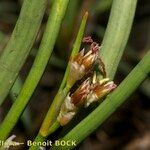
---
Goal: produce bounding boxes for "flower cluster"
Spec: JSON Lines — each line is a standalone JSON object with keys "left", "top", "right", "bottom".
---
{"left": 85, "top": 74, "right": 117, "bottom": 107}
{"left": 67, "top": 37, "right": 99, "bottom": 87}
{"left": 57, "top": 37, "right": 117, "bottom": 126}
{"left": 57, "top": 78, "right": 91, "bottom": 126}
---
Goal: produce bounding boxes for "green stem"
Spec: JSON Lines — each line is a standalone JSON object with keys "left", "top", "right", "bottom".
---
{"left": 48, "top": 121, "right": 60, "bottom": 135}
{"left": 29, "top": 121, "right": 60, "bottom": 150}
{"left": 39, "top": 85, "right": 71, "bottom": 137}
{"left": 0, "top": 0, "right": 69, "bottom": 142}
{"left": 0, "top": 0, "right": 47, "bottom": 105}
{"left": 10, "top": 77, "right": 32, "bottom": 132}
{"left": 60, "top": 12, "right": 89, "bottom": 90}
{"left": 56, "top": 0, "right": 80, "bottom": 53}
{"left": 100, "top": 0, "right": 137, "bottom": 79}
{"left": 52, "top": 50, "right": 150, "bottom": 150}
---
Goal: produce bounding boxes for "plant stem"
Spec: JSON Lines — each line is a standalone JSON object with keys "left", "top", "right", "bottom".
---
{"left": 39, "top": 85, "right": 71, "bottom": 137}
{"left": 29, "top": 121, "right": 60, "bottom": 150}
{"left": 0, "top": 0, "right": 69, "bottom": 142}
{"left": 60, "top": 12, "right": 88, "bottom": 90}
{"left": 100, "top": 0, "right": 137, "bottom": 79}
{"left": 29, "top": 12, "right": 88, "bottom": 150}
{"left": 56, "top": 0, "right": 80, "bottom": 53}
{"left": 10, "top": 77, "right": 31, "bottom": 132}
{"left": 0, "top": 0, "right": 47, "bottom": 105}
{"left": 52, "top": 50, "right": 150, "bottom": 150}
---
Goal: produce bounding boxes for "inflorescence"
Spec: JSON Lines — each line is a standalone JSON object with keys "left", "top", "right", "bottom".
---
{"left": 57, "top": 36, "right": 117, "bottom": 126}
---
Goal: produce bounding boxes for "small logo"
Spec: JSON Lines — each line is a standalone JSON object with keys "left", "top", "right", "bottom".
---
{"left": 0, "top": 135, "right": 24, "bottom": 150}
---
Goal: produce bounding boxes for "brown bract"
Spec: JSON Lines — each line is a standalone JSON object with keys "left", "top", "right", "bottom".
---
{"left": 71, "top": 78, "right": 91, "bottom": 106}
{"left": 85, "top": 77, "right": 117, "bottom": 107}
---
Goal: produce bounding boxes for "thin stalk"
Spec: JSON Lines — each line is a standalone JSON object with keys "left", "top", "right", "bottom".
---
{"left": 10, "top": 77, "right": 31, "bottom": 132}
{"left": 0, "top": 0, "right": 69, "bottom": 142}
{"left": 100, "top": 0, "right": 137, "bottom": 79}
{"left": 39, "top": 12, "right": 88, "bottom": 137}
{"left": 60, "top": 12, "right": 88, "bottom": 90}
{"left": 56, "top": 0, "right": 79, "bottom": 53}
{"left": 30, "top": 48, "right": 66, "bottom": 69}
{"left": 0, "top": 0, "right": 47, "bottom": 105}
{"left": 29, "top": 12, "right": 88, "bottom": 150}
{"left": 52, "top": 50, "right": 150, "bottom": 150}
{"left": 39, "top": 85, "right": 70, "bottom": 137}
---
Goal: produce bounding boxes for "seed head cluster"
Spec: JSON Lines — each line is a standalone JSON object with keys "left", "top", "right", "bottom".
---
{"left": 57, "top": 37, "right": 117, "bottom": 126}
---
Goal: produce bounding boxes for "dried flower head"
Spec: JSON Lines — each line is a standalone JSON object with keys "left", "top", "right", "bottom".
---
{"left": 71, "top": 78, "right": 91, "bottom": 106}
{"left": 58, "top": 36, "right": 117, "bottom": 126}
{"left": 67, "top": 39, "right": 100, "bottom": 87}
{"left": 57, "top": 78, "right": 91, "bottom": 126}
{"left": 85, "top": 75, "right": 117, "bottom": 107}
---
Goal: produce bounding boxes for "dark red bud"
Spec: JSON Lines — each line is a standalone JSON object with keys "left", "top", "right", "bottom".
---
{"left": 82, "top": 36, "right": 93, "bottom": 44}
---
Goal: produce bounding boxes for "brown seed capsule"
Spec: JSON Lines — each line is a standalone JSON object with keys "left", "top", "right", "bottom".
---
{"left": 67, "top": 46, "right": 99, "bottom": 87}
{"left": 71, "top": 78, "right": 91, "bottom": 106}
{"left": 58, "top": 78, "right": 91, "bottom": 126}
{"left": 85, "top": 76, "right": 117, "bottom": 107}
{"left": 82, "top": 50, "right": 98, "bottom": 71}
{"left": 92, "top": 81, "right": 116, "bottom": 98}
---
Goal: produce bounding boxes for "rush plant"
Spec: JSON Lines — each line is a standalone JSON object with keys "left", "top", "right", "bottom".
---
{"left": 0, "top": 0, "right": 149, "bottom": 150}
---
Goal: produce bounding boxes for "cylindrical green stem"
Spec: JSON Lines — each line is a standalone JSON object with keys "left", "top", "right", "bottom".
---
{"left": 0, "top": 0, "right": 69, "bottom": 142}
{"left": 29, "top": 121, "right": 60, "bottom": 150}
{"left": 60, "top": 12, "right": 89, "bottom": 90}
{"left": 39, "top": 85, "right": 70, "bottom": 137}
{"left": 100, "top": 0, "right": 137, "bottom": 79}
{"left": 10, "top": 77, "right": 32, "bottom": 132}
{"left": 0, "top": 0, "right": 47, "bottom": 105}
{"left": 52, "top": 50, "right": 150, "bottom": 150}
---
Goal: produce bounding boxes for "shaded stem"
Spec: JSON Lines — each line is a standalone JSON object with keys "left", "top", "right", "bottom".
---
{"left": 10, "top": 77, "right": 32, "bottom": 132}
{"left": 29, "top": 121, "right": 60, "bottom": 150}
{"left": 39, "top": 85, "right": 70, "bottom": 137}
{"left": 60, "top": 12, "right": 89, "bottom": 90}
